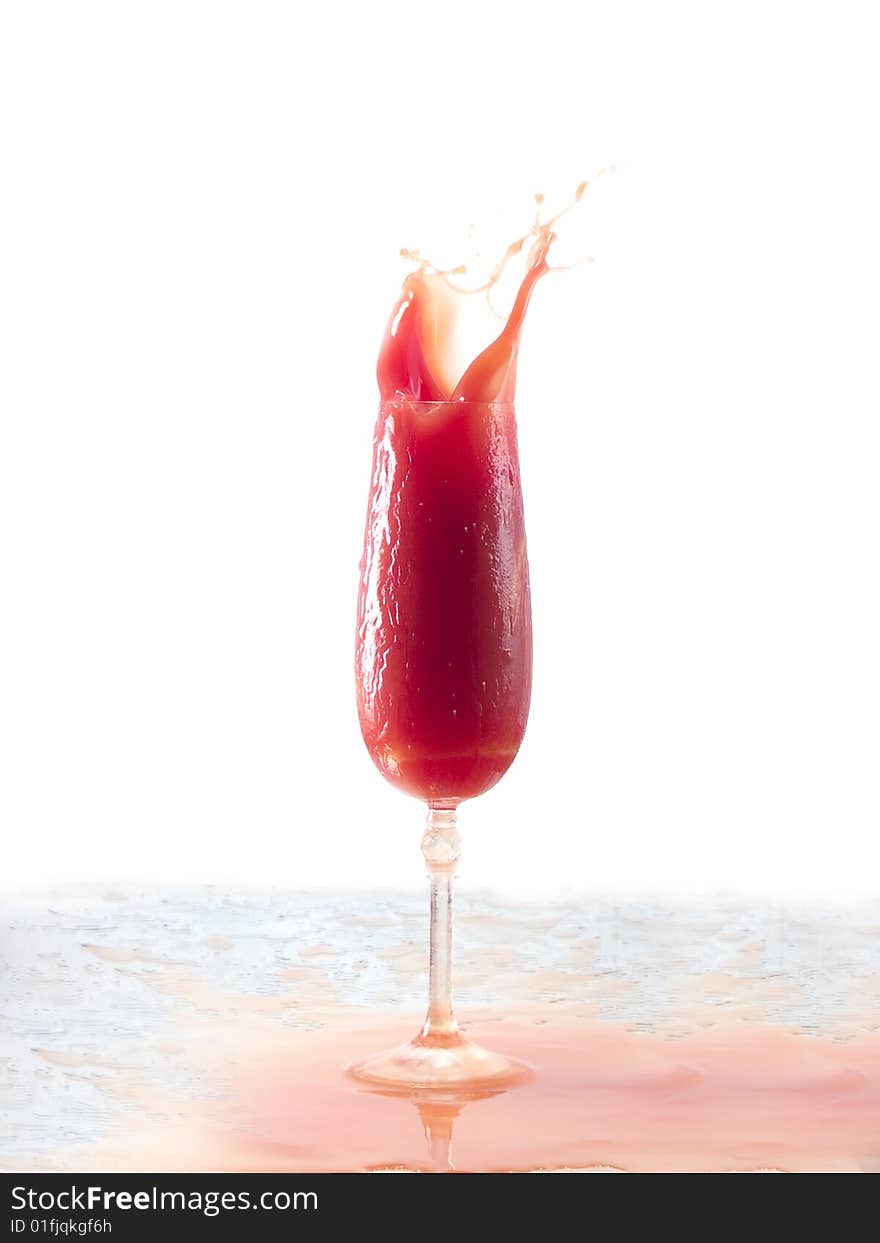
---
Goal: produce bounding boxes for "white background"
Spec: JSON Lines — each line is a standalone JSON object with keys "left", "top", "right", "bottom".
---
{"left": 1, "top": 2, "right": 878, "bottom": 899}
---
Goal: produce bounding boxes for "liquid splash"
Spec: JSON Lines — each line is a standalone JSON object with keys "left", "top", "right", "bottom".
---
{"left": 377, "top": 177, "right": 607, "bottom": 404}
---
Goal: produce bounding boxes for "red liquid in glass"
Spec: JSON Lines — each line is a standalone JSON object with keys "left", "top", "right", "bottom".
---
{"left": 357, "top": 398, "right": 531, "bottom": 801}
{"left": 356, "top": 223, "right": 557, "bottom": 803}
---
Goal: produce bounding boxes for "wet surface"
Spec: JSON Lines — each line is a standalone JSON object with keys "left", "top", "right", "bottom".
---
{"left": 2, "top": 887, "right": 878, "bottom": 1170}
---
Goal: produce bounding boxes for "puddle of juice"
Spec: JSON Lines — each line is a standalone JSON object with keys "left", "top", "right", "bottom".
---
{"left": 36, "top": 1009, "right": 880, "bottom": 1173}
{"left": 229, "top": 1016, "right": 880, "bottom": 1173}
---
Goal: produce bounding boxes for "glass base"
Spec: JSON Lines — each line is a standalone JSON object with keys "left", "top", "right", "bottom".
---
{"left": 347, "top": 1029, "right": 533, "bottom": 1095}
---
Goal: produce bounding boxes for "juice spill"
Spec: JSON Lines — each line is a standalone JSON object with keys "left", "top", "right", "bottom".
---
{"left": 357, "top": 188, "right": 595, "bottom": 803}
{"left": 25, "top": 1011, "right": 880, "bottom": 1173}
{"left": 9, "top": 890, "right": 877, "bottom": 1174}
{"left": 238, "top": 1017, "right": 880, "bottom": 1174}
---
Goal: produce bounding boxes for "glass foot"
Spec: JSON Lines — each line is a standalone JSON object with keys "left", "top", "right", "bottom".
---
{"left": 347, "top": 1030, "right": 533, "bottom": 1094}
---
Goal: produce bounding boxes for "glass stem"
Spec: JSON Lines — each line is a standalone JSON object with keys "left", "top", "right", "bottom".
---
{"left": 419, "top": 805, "right": 462, "bottom": 1042}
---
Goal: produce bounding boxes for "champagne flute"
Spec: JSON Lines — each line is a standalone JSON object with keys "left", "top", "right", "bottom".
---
{"left": 351, "top": 397, "right": 532, "bottom": 1088}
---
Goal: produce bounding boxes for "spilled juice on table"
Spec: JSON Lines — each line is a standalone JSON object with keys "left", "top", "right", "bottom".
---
{"left": 30, "top": 1008, "right": 880, "bottom": 1173}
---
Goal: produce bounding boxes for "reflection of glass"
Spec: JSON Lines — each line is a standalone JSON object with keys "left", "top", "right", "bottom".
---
{"left": 363, "top": 1083, "right": 505, "bottom": 1173}
{"left": 417, "top": 1099, "right": 461, "bottom": 1174}
{"left": 351, "top": 399, "right": 533, "bottom": 1089}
